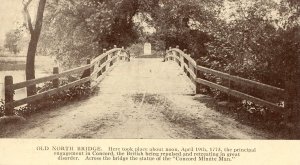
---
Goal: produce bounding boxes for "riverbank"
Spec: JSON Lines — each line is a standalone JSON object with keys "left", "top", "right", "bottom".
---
{"left": 0, "top": 56, "right": 56, "bottom": 99}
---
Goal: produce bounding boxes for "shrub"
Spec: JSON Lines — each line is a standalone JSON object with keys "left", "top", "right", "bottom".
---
{"left": 0, "top": 99, "right": 4, "bottom": 117}
{"left": 17, "top": 81, "right": 92, "bottom": 117}
{"left": 1, "top": 78, "right": 93, "bottom": 117}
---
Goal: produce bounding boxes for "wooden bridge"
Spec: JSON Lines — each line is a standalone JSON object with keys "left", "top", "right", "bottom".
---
{"left": 1, "top": 45, "right": 299, "bottom": 138}
{"left": 4, "top": 46, "right": 130, "bottom": 114}
{"left": 165, "top": 46, "right": 285, "bottom": 111}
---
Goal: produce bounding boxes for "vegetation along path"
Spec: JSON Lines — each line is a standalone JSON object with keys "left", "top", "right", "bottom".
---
{"left": 0, "top": 58, "right": 271, "bottom": 139}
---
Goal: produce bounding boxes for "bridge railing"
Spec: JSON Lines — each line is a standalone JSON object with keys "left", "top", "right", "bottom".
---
{"left": 4, "top": 46, "right": 130, "bottom": 115}
{"left": 165, "top": 46, "right": 287, "bottom": 111}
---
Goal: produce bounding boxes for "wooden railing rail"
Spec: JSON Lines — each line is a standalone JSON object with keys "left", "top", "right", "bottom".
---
{"left": 196, "top": 65, "right": 284, "bottom": 94}
{"left": 7, "top": 65, "right": 91, "bottom": 91}
{"left": 165, "top": 46, "right": 286, "bottom": 111}
{"left": 4, "top": 46, "right": 130, "bottom": 115}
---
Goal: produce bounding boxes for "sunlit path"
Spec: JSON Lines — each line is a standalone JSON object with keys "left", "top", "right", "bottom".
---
{"left": 0, "top": 58, "right": 269, "bottom": 139}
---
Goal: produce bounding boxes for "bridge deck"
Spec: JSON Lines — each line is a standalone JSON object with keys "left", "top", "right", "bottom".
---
{"left": 0, "top": 58, "right": 270, "bottom": 139}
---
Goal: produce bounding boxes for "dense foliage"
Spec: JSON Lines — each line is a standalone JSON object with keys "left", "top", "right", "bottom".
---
{"left": 39, "top": 0, "right": 146, "bottom": 67}
{"left": 4, "top": 29, "right": 23, "bottom": 54}
{"left": 36, "top": 0, "right": 299, "bottom": 108}
{"left": 38, "top": 0, "right": 299, "bottom": 86}
{"left": 0, "top": 79, "right": 92, "bottom": 117}
{"left": 151, "top": 0, "right": 299, "bottom": 89}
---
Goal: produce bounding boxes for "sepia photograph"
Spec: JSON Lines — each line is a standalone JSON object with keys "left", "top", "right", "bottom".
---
{"left": 1, "top": 0, "right": 300, "bottom": 164}
{"left": 0, "top": 1, "right": 300, "bottom": 163}
{"left": 0, "top": 0, "right": 299, "bottom": 140}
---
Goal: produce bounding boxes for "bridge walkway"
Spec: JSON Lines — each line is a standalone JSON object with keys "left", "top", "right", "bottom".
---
{"left": 0, "top": 58, "right": 270, "bottom": 139}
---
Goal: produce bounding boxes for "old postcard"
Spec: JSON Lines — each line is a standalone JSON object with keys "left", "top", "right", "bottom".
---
{"left": 0, "top": 0, "right": 299, "bottom": 164}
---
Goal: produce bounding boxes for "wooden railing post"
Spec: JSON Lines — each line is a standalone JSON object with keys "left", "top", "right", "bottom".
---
{"left": 107, "top": 52, "right": 111, "bottom": 68}
{"left": 179, "top": 49, "right": 184, "bottom": 70}
{"left": 226, "top": 65, "right": 233, "bottom": 102}
{"left": 114, "top": 45, "right": 118, "bottom": 59}
{"left": 52, "top": 67, "right": 59, "bottom": 88}
{"left": 285, "top": 55, "right": 300, "bottom": 125}
{"left": 4, "top": 76, "right": 14, "bottom": 116}
{"left": 120, "top": 47, "right": 124, "bottom": 61}
{"left": 113, "top": 45, "right": 117, "bottom": 60}
{"left": 175, "top": 45, "right": 180, "bottom": 63}
{"left": 127, "top": 51, "right": 130, "bottom": 62}
{"left": 296, "top": 57, "right": 300, "bottom": 126}
{"left": 285, "top": 80, "right": 295, "bottom": 117}
{"left": 87, "top": 58, "right": 91, "bottom": 72}
{"left": 163, "top": 50, "right": 167, "bottom": 62}
{"left": 195, "top": 69, "right": 202, "bottom": 94}
{"left": 167, "top": 46, "right": 172, "bottom": 60}
{"left": 183, "top": 49, "right": 188, "bottom": 74}
{"left": 195, "top": 61, "right": 209, "bottom": 94}
{"left": 86, "top": 58, "right": 91, "bottom": 86}
{"left": 81, "top": 59, "right": 91, "bottom": 86}
{"left": 107, "top": 51, "right": 111, "bottom": 59}
{"left": 167, "top": 47, "right": 172, "bottom": 61}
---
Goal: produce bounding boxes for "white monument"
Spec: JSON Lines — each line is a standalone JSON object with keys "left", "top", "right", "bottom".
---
{"left": 144, "top": 43, "right": 151, "bottom": 55}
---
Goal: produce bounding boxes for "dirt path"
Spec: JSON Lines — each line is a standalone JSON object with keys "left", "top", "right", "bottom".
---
{"left": 0, "top": 58, "right": 270, "bottom": 139}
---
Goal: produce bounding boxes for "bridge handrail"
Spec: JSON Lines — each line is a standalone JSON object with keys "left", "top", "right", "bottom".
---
{"left": 7, "top": 65, "right": 91, "bottom": 91}
{"left": 165, "top": 47, "right": 285, "bottom": 110}
{"left": 91, "top": 48, "right": 126, "bottom": 65}
{"left": 4, "top": 46, "right": 130, "bottom": 113}
{"left": 167, "top": 48, "right": 197, "bottom": 67}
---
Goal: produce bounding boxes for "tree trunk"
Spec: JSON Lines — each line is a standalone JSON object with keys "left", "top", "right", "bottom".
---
{"left": 25, "top": 0, "right": 47, "bottom": 96}
{"left": 26, "top": 34, "right": 38, "bottom": 96}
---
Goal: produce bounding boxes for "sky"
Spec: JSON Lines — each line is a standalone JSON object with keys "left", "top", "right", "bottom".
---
{"left": 0, "top": 0, "right": 38, "bottom": 45}
{"left": 0, "top": 0, "right": 23, "bottom": 44}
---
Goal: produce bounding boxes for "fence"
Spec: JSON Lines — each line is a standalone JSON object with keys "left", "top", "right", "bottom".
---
{"left": 4, "top": 46, "right": 130, "bottom": 115}
{"left": 165, "top": 46, "right": 300, "bottom": 115}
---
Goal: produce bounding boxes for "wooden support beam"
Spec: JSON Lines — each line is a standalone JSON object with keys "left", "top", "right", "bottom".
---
{"left": 196, "top": 78, "right": 283, "bottom": 111}
{"left": 106, "top": 53, "right": 111, "bottom": 71}
{"left": 296, "top": 55, "right": 300, "bottom": 124}
{"left": 3, "top": 48, "right": 124, "bottom": 110}
{"left": 4, "top": 76, "right": 14, "bottom": 115}
{"left": 167, "top": 48, "right": 287, "bottom": 111}
{"left": 168, "top": 48, "right": 197, "bottom": 67}
{"left": 180, "top": 53, "right": 184, "bottom": 70}
{"left": 85, "top": 59, "right": 91, "bottom": 87}
{"left": 52, "top": 67, "right": 59, "bottom": 88}
{"left": 9, "top": 77, "right": 91, "bottom": 108}
{"left": 197, "top": 65, "right": 284, "bottom": 95}
{"left": 11, "top": 65, "right": 90, "bottom": 90}
{"left": 285, "top": 54, "right": 300, "bottom": 123}
{"left": 195, "top": 69, "right": 203, "bottom": 94}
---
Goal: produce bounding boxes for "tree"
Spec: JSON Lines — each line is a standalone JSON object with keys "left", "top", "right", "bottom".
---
{"left": 4, "top": 29, "right": 22, "bottom": 55}
{"left": 23, "top": 0, "right": 47, "bottom": 96}
{"left": 38, "top": 0, "right": 161, "bottom": 67}
{"left": 37, "top": 0, "right": 297, "bottom": 90}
